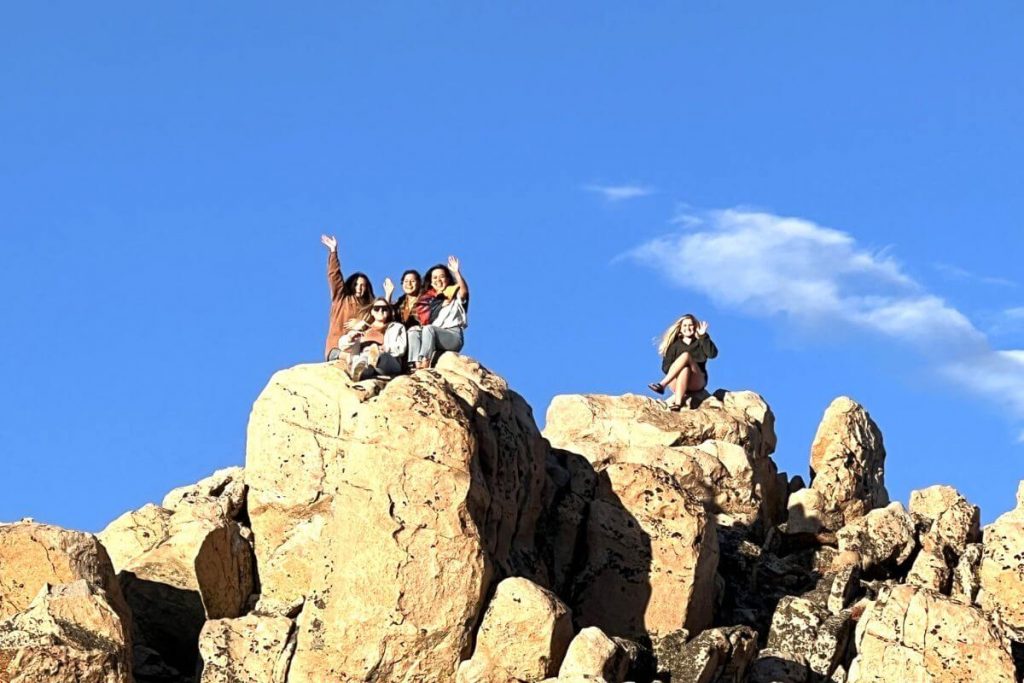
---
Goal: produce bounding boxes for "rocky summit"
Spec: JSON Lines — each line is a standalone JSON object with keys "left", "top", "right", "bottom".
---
{"left": 1, "top": 354, "right": 1022, "bottom": 682}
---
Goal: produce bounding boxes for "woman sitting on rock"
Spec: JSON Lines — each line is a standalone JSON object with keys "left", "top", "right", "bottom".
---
{"left": 407, "top": 256, "right": 469, "bottom": 370}
{"left": 321, "top": 234, "right": 375, "bottom": 361}
{"left": 648, "top": 314, "right": 717, "bottom": 410}
{"left": 390, "top": 269, "right": 423, "bottom": 328}
{"left": 334, "top": 297, "right": 408, "bottom": 380}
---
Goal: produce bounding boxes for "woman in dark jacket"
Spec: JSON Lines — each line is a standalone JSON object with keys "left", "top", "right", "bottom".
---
{"left": 648, "top": 313, "right": 718, "bottom": 410}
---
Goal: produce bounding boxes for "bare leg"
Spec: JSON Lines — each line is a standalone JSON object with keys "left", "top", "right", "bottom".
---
{"left": 659, "top": 352, "right": 693, "bottom": 386}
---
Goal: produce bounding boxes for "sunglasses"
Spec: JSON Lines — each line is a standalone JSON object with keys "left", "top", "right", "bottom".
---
{"left": 371, "top": 305, "right": 390, "bottom": 312}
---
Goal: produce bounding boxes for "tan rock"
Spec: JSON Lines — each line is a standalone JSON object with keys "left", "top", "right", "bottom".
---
{"left": 162, "top": 466, "right": 246, "bottom": 520}
{"left": 797, "top": 397, "right": 888, "bottom": 531}
{"left": 848, "top": 584, "right": 1015, "bottom": 683}
{"left": 786, "top": 488, "right": 826, "bottom": 535}
{"left": 198, "top": 614, "right": 295, "bottom": 683}
{"left": 977, "top": 481, "right": 1024, "bottom": 640}
{"left": 543, "top": 391, "right": 783, "bottom": 529}
{"left": 572, "top": 462, "right": 718, "bottom": 641}
{"left": 906, "top": 547, "right": 951, "bottom": 594}
{"left": 456, "top": 577, "right": 573, "bottom": 683}
{"left": 950, "top": 543, "right": 983, "bottom": 604}
{"left": 836, "top": 503, "right": 915, "bottom": 573}
{"left": 654, "top": 625, "right": 757, "bottom": 683}
{"left": 97, "top": 503, "right": 174, "bottom": 574}
{"left": 0, "top": 522, "right": 128, "bottom": 626}
{"left": 118, "top": 515, "right": 255, "bottom": 675}
{"left": 908, "top": 485, "right": 980, "bottom": 556}
{"left": 248, "top": 356, "right": 549, "bottom": 682}
{"left": 558, "top": 627, "right": 629, "bottom": 682}
{"left": 0, "top": 580, "right": 132, "bottom": 683}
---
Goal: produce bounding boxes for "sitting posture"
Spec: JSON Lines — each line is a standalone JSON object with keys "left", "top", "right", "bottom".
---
{"left": 321, "top": 234, "right": 374, "bottom": 360}
{"left": 407, "top": 256, "right": 469, "bottom": 369}
{"left": 332, "top": 297, "right": 408, "bottom": 380}
{"left": 648, "top": 314, "right": 718, "bottom": 410}
{"left": 391, "top": 269, "right": 423, "bottom": 328}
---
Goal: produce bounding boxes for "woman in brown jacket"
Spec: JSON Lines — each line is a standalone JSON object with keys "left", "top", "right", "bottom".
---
{"left": 321, "top": 234, "right": 374, "bottom": 360}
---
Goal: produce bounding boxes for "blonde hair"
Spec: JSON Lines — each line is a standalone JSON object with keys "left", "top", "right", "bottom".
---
{"left": 657, "top": 314, "right": 698, "bottom": 357}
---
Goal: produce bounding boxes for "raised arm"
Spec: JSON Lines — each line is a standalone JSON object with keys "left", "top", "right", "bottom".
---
{"left": 383, "top": 277, "right": 395, "bottom": 304}
{"left": 696, "top": 321, "right": 718, "bottom": 359}
{"left": 448, "top": 255, "right": 469, "bottom": 303}
{"left": 321, "top": 234, "right": 344, "bottom": 299}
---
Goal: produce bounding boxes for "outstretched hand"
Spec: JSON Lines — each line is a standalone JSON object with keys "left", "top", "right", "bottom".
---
{"left": 448, "top": 255, "right": 461, "bottom": 273}
{"left": 696, "top": 320, "right": 709, "bottom": 337}
{"left": 344, "top": 318, "right": 366, "bottom": 332}
{"left": 383, "top": 277, "right": 395, "bottom": 299}
{"left": 321, "top": 234, "right": 338, "bottom": 252}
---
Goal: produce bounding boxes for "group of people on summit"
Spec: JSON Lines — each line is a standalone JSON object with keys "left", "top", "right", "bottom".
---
{"left": 320, "top": 234, "right": 469, "bottom": 381}
{"left": 319, "top": 234, "right": 716, "bottom": 410}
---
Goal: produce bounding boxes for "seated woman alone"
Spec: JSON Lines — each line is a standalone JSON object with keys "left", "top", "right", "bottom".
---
{"left": 320, "top": 234, "right": 469, "bottom": 379}
{"left": 648, "top": 314, "right": 717, "bottom": 410}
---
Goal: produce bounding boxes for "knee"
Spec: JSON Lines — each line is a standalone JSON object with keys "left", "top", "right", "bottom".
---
{"left": 422, "top": 326, "right": 437, "bottom": 341}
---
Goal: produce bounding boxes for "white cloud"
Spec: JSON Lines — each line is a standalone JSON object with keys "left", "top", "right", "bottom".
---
{"left": 933, "top": 262, "right": 1017, "bottom": 288}
{"left": 583, "top": 184, "right": 655, "bottom": 202}
{"left": 624, "top": 207, "right": 1024, "bottom": 436}
{"left": 1005, "top": 307, "right": 1024, "bottom": 320}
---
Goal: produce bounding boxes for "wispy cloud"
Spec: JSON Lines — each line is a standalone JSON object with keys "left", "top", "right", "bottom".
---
{"left": 933, "top": 262, "right": 1017, "bottom": 288}
{"left": 583, "top": 184, "right": 656, "bottom": 202}
{"left": 623, "top": 207, "right": 1024, "bottom": 439}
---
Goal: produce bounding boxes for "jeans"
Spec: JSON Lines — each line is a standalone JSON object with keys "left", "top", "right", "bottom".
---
{"left": 408, "top": 325, "right": 464, "bottom": 363}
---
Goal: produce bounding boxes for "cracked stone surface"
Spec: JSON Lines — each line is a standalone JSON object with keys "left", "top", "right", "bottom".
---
{"left": 247, "top": 355, "right": 549, "bottom": 682}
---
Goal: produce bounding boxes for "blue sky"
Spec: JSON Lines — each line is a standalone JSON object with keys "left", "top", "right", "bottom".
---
{"left": 2, "top": 3, "right": 1023, "bottom": 531}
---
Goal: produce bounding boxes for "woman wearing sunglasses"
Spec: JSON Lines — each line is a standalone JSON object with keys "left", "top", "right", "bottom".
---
{"left": 333, "top": 297, "right": 408, "bottom": 381}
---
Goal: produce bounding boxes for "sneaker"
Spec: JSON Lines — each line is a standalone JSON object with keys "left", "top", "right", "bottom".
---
{"left": 349, "top": 357, "right": 369, "bottom": 381}
{"left": 366, "top": 344, "right": 381, "bottom": 368}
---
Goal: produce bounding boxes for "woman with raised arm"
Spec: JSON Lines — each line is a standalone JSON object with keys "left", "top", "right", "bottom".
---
{"left": 384, "top": 270, "right": 423, "bottom": 328}
{"left": 407, "top": 256, "right": 469, "bottom": 370}
{"left": 321, "top": 234, "right": 375, "bottom": 361}
{"left": 648, "top": 314, "right": 718, "bottom": 410}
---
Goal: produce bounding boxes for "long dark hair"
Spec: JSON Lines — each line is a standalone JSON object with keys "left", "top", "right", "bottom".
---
{"left": 399, "top": 269, "right": 422, "bottom": 296}
{"left": 424, "top": 264, "right": 454, "bottom": 292}
{"left": 342, "top": 272, "right": 374, "bottom": 304}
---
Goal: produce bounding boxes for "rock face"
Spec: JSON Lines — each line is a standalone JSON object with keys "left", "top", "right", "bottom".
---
{"left": 790, "top": 397, "right": 888, "bottom": 532}
{"left": 99, "top": 467, "right": 255, "bottom": 679}
{"left": 0, "top": 580, "right": 133, "bottom": 683}
{"left": 20, "top": 359, "right": 1024, "bottom": 683}
{"left": 457, "top": 577, "right": 573, "bottom": 682}
{"left": 557, "top": 627, "right": 630, "bottom": 682}
{"left": 848, "top": 584, "right": 1015, "bottom": 683}
{"left": 655, "top": 625, "right": 757, "bottom": 683}
{"left": 197, "top": 615, "right": 295, "bottom": 683}
{"left": 247, "top": 355, "right": 549, "bottom": 682}
{"left": 543, "top": 391, "right": 781, "bottom": 641}
{"left": 836, "top": 502, "right": 916, "bottom": 574}
{"left": 0, "top": 522, "right": 128, "bottom": 624}
{"left": 978, "top": 481, "right": 1024, "bottom": 641}
{"left": 544, "top": 391, "right": 782, "bottom": 530}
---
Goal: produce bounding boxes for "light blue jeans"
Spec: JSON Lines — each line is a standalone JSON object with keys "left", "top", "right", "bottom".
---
{"left": 407, "top": 325, "right": 464, "bottom": 364}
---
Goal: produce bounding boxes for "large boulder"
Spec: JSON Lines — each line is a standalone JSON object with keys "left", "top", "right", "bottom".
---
{"left": 99, "top": 471, "right": 255, "bottom": 678}
{"left": 246, "top": 356, "right": 549, "bottom": 682}
{"left": 571, "top": 462, "right": 718, "bottom": 641}
{"left": 0, "top": 522, "right": 128, "bottom": 624}
{"left": 0, "top": 580, "right": 133, "bottom": 683}
{"left": 543, "top": 391, "right": 783, "bottom": 529}
{"left": 790, "top": 397, "right": 887, "bottom": 532}
{"left": 557, "top": 627, "right": 629, "bottom": 682}
{"left": 977, "top": 481, "right": 1024, "bottom": 641}
{"left": 848, "top": 584, "right": 1015, "bottom": 683}
{"left": 198, "top": 615, "right": 296, "bottom": 683}
{"left": 908, "top": 485, "right": 980, "bottom": 557}
{"left": 836, "top": 502, "right": 916, "bottom": 574}
{"left": 456, "top": 577, "right": 573, "bottom": 682}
